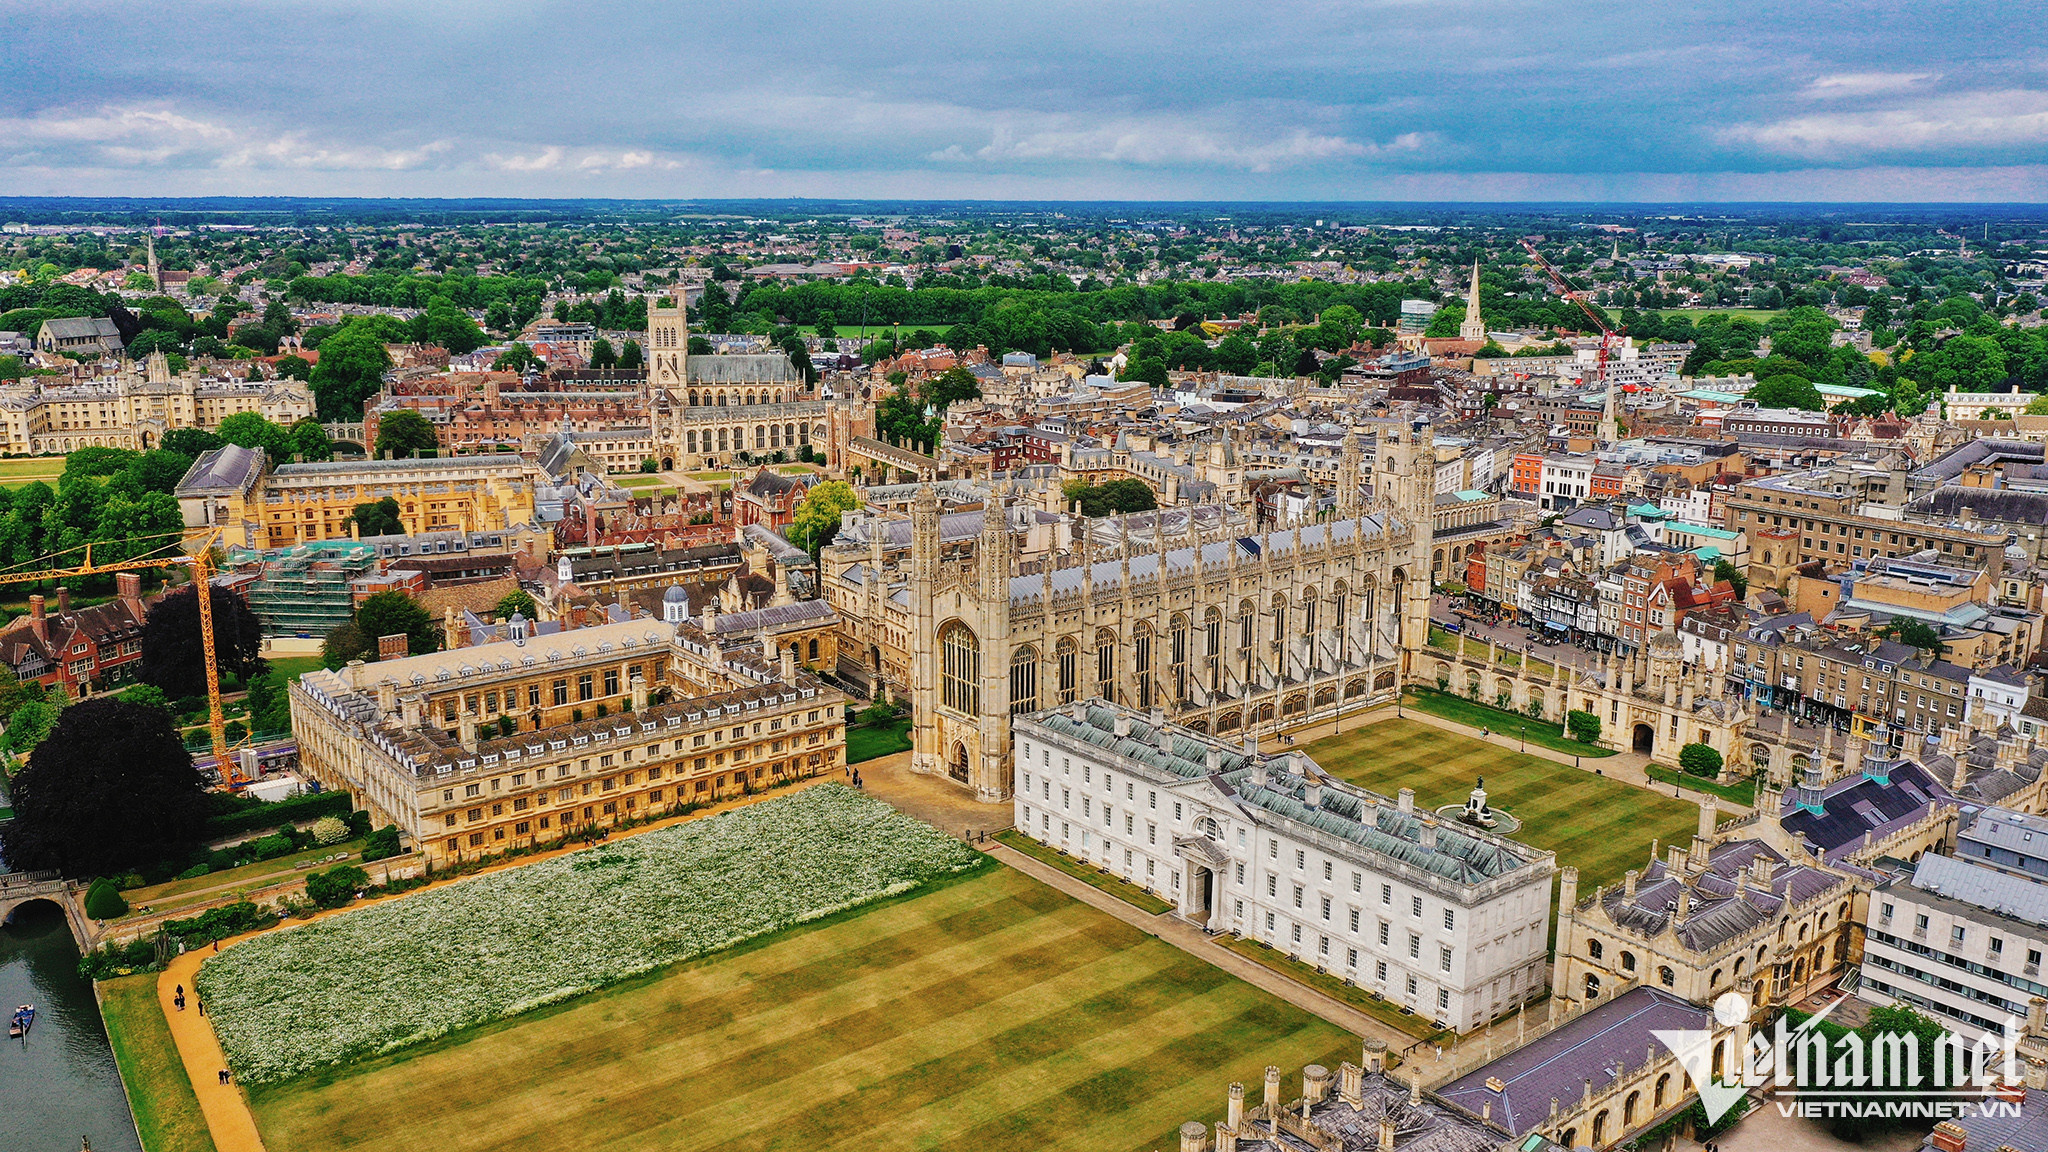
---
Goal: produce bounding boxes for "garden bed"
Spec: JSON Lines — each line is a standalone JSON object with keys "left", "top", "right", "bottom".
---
{"left": 1400, "top": 688, "right": 1618, "bottom": 757}
{"left": 198, "top": 784, "right": 981, "bottom": 1084}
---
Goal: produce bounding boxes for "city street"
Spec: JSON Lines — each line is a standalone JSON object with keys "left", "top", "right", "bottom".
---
{"left": 1430, "top": 593, "right": 1602, "bottom": 675}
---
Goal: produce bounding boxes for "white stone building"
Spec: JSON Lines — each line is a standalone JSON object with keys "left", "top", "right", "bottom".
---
{"left": 1012, "top": 700, "right": 1556, "bottom": 1034}
{"left": 1858, "top": 852, "right": 2048, "bottom": 1046}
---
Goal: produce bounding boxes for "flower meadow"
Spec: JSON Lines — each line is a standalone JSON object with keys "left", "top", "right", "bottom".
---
{"left": 197, "top": 784, "right": 981, "bottom": 1084}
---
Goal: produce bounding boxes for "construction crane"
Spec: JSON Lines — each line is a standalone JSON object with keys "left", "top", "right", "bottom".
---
{"left": 1520, "top": 238, "right": 1625, "bottom": 442}
{"left": 0, "top": 528, "right": 243, "bottom": 780}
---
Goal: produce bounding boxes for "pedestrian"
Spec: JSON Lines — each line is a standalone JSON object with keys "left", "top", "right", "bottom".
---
{"left": 174, "top": 995, "right": 184, "bottom": 1011}
{"left": 197, "top": 998, "right": 204, "bottom": 1016}
{"left": 217, "top": 1069, "right": 228, "bottom": 1085}
{"left": 212, "top": 940, "right": 219, "bottom": 953}
{"left": 176, "top": 984, "right": 184, "bottom": 998}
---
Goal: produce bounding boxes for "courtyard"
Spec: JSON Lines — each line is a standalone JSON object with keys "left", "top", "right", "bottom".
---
{"left": 246, "top": 865, "right": 1358, "bottom": 1152}
{"left": 1302, "top": 718, "right": 1701, "bottom": 895}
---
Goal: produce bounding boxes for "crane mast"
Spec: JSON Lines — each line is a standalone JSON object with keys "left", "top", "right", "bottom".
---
{"left": 1520, "top": 238, "right": 1626, "bottom": 442}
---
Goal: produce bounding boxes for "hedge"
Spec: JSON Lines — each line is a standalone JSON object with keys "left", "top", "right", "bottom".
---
{"left": 204, "top": 789, "right": 351, "bottom": 840}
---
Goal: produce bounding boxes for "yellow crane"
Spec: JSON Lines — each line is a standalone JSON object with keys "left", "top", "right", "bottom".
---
{"left": 0, "top": 528, "right": 241, "bottom": 779}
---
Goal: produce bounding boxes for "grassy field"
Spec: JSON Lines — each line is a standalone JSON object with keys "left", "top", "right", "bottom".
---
{"left": 247, "top": 865, "right": 1357, "bottom": 1152}
{"left": 847, "top": 718, "right": 913, "bottom": 763}
{"left": 811, "top": 323, "right": 954, "bottom": 341}
{"left": 99, "top": 974, "right": 221, "bottom": 1152}
{"left": 1645, "top": 765, "right": 1756, "bottom": 807}
{"left": 992, "top": 829, "right": 1173, "bottom": 915}
{"left": 0, "top": 455, "right": 65, "bottom": 488}
{"left": 120, "top": 838, "right": 367, "bottom": 912}
{"left": 1656, "top": 307, "right": 1785, "bottom": 322}
{"left": 1303, "top": 718, "right": 1695, "bottom": 894}
{"left": 1397, "top": 688, "right": 1617, "bottom": 758}
{"left": 1216, "top": 936, "right": 1445, "bottom": 1043}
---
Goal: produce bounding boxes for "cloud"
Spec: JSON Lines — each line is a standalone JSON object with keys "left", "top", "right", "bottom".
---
{"left": 1720, "top": 89, "right": 2048, "bottom": 160}
{"left": 486, "top": 146, "right": 564, "bottom": 172}
{"left": 0, "top": 104, "right": 451, "bottom": 172}
{"left": 1800, "top": 73, "right": 1937, "bottom": 100}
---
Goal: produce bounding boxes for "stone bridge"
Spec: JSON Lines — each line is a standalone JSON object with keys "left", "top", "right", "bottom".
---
{"left": 0, "top": 870, "right": 93, "bottom": 950}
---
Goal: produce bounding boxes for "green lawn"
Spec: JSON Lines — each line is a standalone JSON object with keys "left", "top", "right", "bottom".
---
{"left": 813, "top": 323, "right": 954, "bottom": 340}
{"left": 1303, "top": 718, "right": 1695, "bottom": 895}
{"left": 993, "top": 829, "right": 1173, "bottom": 914}
{"left": 98, "top": 974, "right": 220, "bottom": 1152}
{"left": 1398, "top": 688, "right": 1617, "bottom": 758}
{"left": 0, "top": 456, "right": 66, "bottom": 489}
{"left": 1657, "top": 307, "right": 1785, "bottom": 322}
{"left": 1646, "top": 765, "right": 1756, "bottom": 807}
{"left": 1217, "top": 935, "right": 1445, "bottom": 1044}
{"left": 847, "top": 718, "right": 912, "bottom": 764}
{"left": 120, "top": 837, "right": 367, "bottom": 910}
{"left": 248, "top": 865, "right": 1357, "bottom": 1152}
{"left": 264, "top": 654, "right": 325, "bottom": 681}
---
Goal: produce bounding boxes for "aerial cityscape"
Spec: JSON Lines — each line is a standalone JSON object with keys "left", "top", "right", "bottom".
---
{"left": 4, "top": 6, "right": 2048, "bottom": 1152}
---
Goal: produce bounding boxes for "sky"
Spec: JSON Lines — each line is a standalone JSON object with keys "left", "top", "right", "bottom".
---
{"left": 2, "top": 0, "right": 2045, "bottom": 202}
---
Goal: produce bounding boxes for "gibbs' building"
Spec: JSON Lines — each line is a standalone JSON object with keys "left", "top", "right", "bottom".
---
{"left": 883, "top": 417, "right": 1439, "bottom": 803}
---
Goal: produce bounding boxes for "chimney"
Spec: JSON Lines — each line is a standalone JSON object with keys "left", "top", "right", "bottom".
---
{"left": 780, "top": 644, "right": 797, "bottom": 684}
{"left": 1264, "top": 1066, "right": 1282, "bottom": 1135}
{"left": 1377, "top": 1115, "right": 1397, "bottom": 1151}
{"left": 1206, "top": 746, "right": 1223, "bottom": 773}
{"left": 55, "top": 585, "right": 69, "bottom": 614}
{"left": 1698, "top": 796, "right": 1719, "bottom": 843}
{"left": 400, "top": 694, "right": 421, "bottom": 728}
{"left": 458, "top": 708, "right": 479, "bottom": 751}
{"left": 1113, "top": 711, "right": 1131, "bottom": 738}
{"left": 1250, "top": 758, "right": 1269, "bottom": 787}
{"left": 630, "top": 671, "right": 648, "bottom": 711}
{"left": 2028, "top": 996, "right": 2046, "bottom": 1039}
{"left": 1623, "top": 869, "right": 1639, "bottom": 898}
{"left": 1304, "top": 779, "right": 1322, "bottom": 808}
{"left": 1930, "top": 1120, "right": 1967, "bottom": 1152}
{"left": 1338, "top": 1061, "right": 1363, "bottom": 1105}
{"left": 28, "top": 594, "right": 44, "bottom": 641}
{"left": 1397, "top": 787, "right": 1415, "bottom": 814}
{"left": 378, "top": 632, "right": 410, "bottom": 661}
{"left": 1419, "top": 820, "right": 1439, "bottom": 850}
{"left": 1363, "top": 1037, "right": 1388, "bottom": 1075}
{"left": 376, "top": 678, "right": 397, "bottom": 715}
{"left": 117, "top": 572, "right": 143, "bottom": 613}
{"left": 1178, "top": 1122, "right": 1211, "bottom": 1152}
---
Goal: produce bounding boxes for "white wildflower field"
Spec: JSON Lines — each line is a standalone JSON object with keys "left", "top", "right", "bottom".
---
{"left": 197, "top": 784, "right": 981, "bottom": 1084}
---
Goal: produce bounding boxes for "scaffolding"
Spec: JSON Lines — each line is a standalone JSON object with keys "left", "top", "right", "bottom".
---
{"left": 231, "top": 541, "right": 381, "bottom": 639}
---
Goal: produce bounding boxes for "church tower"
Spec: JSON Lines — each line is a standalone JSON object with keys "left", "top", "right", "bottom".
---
{"left": 1458, "top": 261, "right": 1486, "bottom": 342}
{"left": 1334, "top": 430, "right": 1362, "bottom": 517}
{"left": 974, "top": 497, "right": 1015, "bottom": 802}
{"left": 647, "top": 289, "right": 688, "bottom": 396}
{"left": 908, "top": 484, "right": 941, "bottom": 779}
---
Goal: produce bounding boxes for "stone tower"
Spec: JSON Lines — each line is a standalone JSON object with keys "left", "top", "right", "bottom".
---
{"left": 909, "top": 483, "right": 941, "bottom": 778}
{"left": 974, "top": 497, "right": 1015, "bottom": 802}
{"left": 1378, "top": 419, "right": 1436, "bottom": 667}
{"left": 1459, "top": 261, "right": 1486, "bottom": 342}
{"left": 646, "top": 289, "right": 688, "bottom": 396}
{"left": 1334, "top": 430, "right": 1362, "bottom": 517}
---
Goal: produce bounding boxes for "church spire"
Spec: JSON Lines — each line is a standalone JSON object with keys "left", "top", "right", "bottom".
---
{"left": 1459, "top": 260, "right": 1486, "bottom": 342}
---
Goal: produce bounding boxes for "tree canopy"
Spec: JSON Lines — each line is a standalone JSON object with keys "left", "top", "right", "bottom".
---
{"left": 323, "top": 591, "right": 441, "bottom": 668}
{"left": 140, "top": 584, "right": 269, "bottom": 697}
{"left": 1061, "top": 478, "right": 1158, "bottom": 517}
{"left": 375, "top": 410, "right": 439, "bottom": 459}
{"left": 0, "top": 697, "right": 211, "bottom": 877}
{"left": 788, "top": 480, "right": 861, "bottom": 554}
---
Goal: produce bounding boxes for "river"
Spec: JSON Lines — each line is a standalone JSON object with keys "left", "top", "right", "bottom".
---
{"left": 0, "top": 902, "right": 144, "bottom": 1152}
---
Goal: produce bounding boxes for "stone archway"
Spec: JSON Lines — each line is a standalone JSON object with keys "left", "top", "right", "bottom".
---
{"left": 1633, "top": 723, "right": 1654, "bottom": 754}
{"left": 949, "top": 741, "right": 970, "bottom": 784}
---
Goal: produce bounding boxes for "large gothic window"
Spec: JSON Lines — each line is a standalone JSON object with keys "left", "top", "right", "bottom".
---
{"left": 1096, "top": 628, "right": 1117, "bottom": 702}
{"left": 1056, "top": 637, "right": 1078, "bottom": 705}
{"left": 941, "top": 623, "right": 981, "bottom": 715}
{"left": 1134, "top": 623, "right": 1154, "bottom": 710}
{"left": 1009, "top": 646, "right": 1038, "bottom": 715}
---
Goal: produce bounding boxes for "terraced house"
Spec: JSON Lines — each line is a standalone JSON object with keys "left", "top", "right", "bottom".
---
{"left": 288, "top": 612, "right": 846, "bottom": 865}
{"left": 1012, "top": 701, "right": 1555, "bottom": 1034}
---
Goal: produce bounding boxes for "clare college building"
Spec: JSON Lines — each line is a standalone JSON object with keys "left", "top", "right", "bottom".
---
{"left": 1011, "top": 700, "right": 1556, "bottom": 1034}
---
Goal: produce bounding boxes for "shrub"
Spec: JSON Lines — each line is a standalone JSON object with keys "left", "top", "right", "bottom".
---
{"left": 304, "top": 863, "right": 370, "bottom": 908}
{"left": 175, "top": 862, "right": 212, "bottom": 880}
{"left": 360, "top": 825, "right": 403, "bottom": 862}
{"left": 247, "top": 832, "right": 298, "bottom": 861}
{"left": 203, "top": 789, "right": 350, "bottom": 839}
{"left": 1566, "top": 710, "right": 1601, "bottom": 745}
{"left": 84, "top": 876, "right": 129, "bottom": 919}
{"left": 1679, "top": 742, "right": 1724, "bottom": 778}
{"left": 310, "top": 815, "right": 349, "bottom": 845}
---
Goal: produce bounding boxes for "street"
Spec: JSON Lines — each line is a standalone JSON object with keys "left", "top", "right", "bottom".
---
{"left": 1430, "top": 593, "right": 1602, "bottom": 674}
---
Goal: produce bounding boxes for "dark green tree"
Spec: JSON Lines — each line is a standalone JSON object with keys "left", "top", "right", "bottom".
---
{"left": 493, "top": 589, "right": 538, "bottom": 620}
{"left": 351, "top": 496, "right": 404, "bottom": 537}
{"left": 356, "top": 591, "right": 440, "bottom": 657}
{"left": 0, "top": 697, "right": 211, "bottom": 877}
{"left": 139, "top": 584, "right": 268, "bottom": 698}
{"left": 1678, "top": 742, "right": 1724, "bottom": 778}
{"left": 374, "top": 410, "right": 439, "bottom": 459}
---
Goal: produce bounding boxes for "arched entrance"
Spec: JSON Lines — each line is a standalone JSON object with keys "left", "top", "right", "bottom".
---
{"left": 949, "top": 741, "right": 970, "bottom": 784}
{"left": 1632, "top": 723, "right": 1654, "bottom": 754}
{"left": 661, "top": 457, "right": 674, "bottom": 471}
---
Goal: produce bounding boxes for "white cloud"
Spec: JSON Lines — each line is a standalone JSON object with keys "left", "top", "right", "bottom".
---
{"left": 0, "top": 104, "right": 450, "bottom": 171}
{"left": 1800, "top": 72, "right": 1937, "bottom": 100}
{"left": 1721, "top": 89, "right": 2048, "bottom": 159}
{"left": 486, "top": 146, "right": 564, "bottom": 172}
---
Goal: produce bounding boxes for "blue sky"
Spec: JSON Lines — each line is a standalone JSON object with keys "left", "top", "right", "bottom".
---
{"left": 2, "top": 0, "right": 2043, "bottom": 201}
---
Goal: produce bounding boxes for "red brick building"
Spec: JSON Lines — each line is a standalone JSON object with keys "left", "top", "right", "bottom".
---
{"left": 0, "top": 575, "right": 159, "bottom": 694}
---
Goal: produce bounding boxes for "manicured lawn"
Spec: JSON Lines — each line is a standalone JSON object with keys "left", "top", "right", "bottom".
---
{"left": 1398, "top": 688, "right": 1617, "bottom": 758}
{"left": 0, "top": 455, "right": 66, "bottom": 488}
{"left": 847, "top": 717, "right": 912, "bottom": 763}
{"left": 264, "top": 654, "right": 325, "bottom": 681}
{"left": 1303, "top": 718, "right": 1696, "bottom": 895}
{"left": 247, "top": 865, "right": 1358, "bottom": 1152}
{"left": 1657, "top": 307, "right": 1785, "bottom": 322}
{"left": 993, "top": 829, "right": 1173, "bottom": 914}
{"left": 119, "top": 838, "right": 367, "bottom": 910}
{"left": 98, "top": 974, "right": 220, "bottom": 1152}
{"left": 1646, "top": 765, "right": 1756, "bottom": 807}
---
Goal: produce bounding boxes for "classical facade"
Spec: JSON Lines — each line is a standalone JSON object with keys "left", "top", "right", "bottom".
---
{"left": 289, "top": 614, "right": 846, "bottom": 866}
{"left": 835, "top": 420, "right": 1435, "bottom": 802}
{"left": 0, "top": 351, "right": 314, "bottom": 454}
{"left": 1014, "top": 702, "right": 1555, "bottom": 1033}
{"left": 174, "top": 445, "right": 539, "bottom": 551}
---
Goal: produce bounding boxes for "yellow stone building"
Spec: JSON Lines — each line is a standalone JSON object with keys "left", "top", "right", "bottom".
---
{"left": 173, "top": 444, "right": 538, "bottom": 550}
{"left": 0, "top": 351, "right": 314, "bottom": 454}
{"left": 288, "top": 614, "right": 847, "bottom": 866}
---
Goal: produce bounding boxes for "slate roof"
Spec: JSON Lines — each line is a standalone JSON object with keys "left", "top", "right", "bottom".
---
{"left": 1010, "top": 514, "right": 1400, "bottom": 607}
{"left": 1439, "top": 987, "right": 1711, "bottom": 1137}
{"left": 1780, "top": 760, "right": 1951, "bottom": 862}
{"left": 1906, "top": 852, "right": 2048, "bottom": 924}
{"left": 174, "top": 444, "right": 268, "bottom": 496}
{"left": 686, "top": 354, "right": 800, "bottom": 384}
{"left": 1597, "top": 838, "right": 1854, "bottom": 950}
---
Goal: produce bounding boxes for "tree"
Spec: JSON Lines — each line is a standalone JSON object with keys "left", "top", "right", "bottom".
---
{"left": 85, "top": 876, "right": 130, "bottom": 919}
{"left": 492, "top": 342, "right": 536, "bottom": 373}
{"left": 1713, "top": 558, "right": 1747, "bottom": 599}
{"left": 1765, "top": 306, "right": 1839, "bottom": 368}
{"left": 1678, "top": 742, "right": 1724, "bottom": 778}
{"left": 1567, "top": 709, "right": 1601, "bottom": 744}
{"left": 290, "top": 418, "right": 335, "bottom": 463}
{"left": 1749, "top": 374, "right": 1826, "bottom": 411}
{"left": 4, "top": 700, "right": 58, "bottom": 754}
{"left": 161, "top": 427, "right": 223, "bottom": 459}
{"left": 407, "top": 300, "right": 484, "bottom": 355}
{"left": 617, "top": 339, "right": 643, "bottom": 371}
{"left": 927, "top": 365, "right": 983, "bottom": 408}
{"left": 309, "top": 324, "right": 394, "bottom": 420}
{"left": 589, "top": 336, "right": 617, "bottom": 369}
{"left": 352, "top": 496, "right": 403, "bottom": 537}
{"left": 375, "top": 410, "right": 439, "bottom": 459}
{"left": 217, "top": 411, "right": 294, "bottom": 459}
{"left": 355, "top": 591, "right": 440, "bottom": 658}
{"left": 1881, "top": 618, "right": 1942, "bottom": 653}
{"left": 274, "top": 354, "right": 313, "bottom": 381}
{"left": 493, "top": 589, "right": 538, "bottom": 620}
{"left": 1061, "top": 478, "right": 1158, "bottom": 517}
{"left": 304, "top": 863, "right": 369, "bottom": 908}
{"left": 0, "top": 697, "right": 211, "bottom": 877}
{"left": 2024, "top": 393, "right": 2048, "bottom": 415}
{"left": 140, "top": 584, "right": 268, "bottom": 698}
{"left": 788, "top": 480, "right": 861, "bottom": 554}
